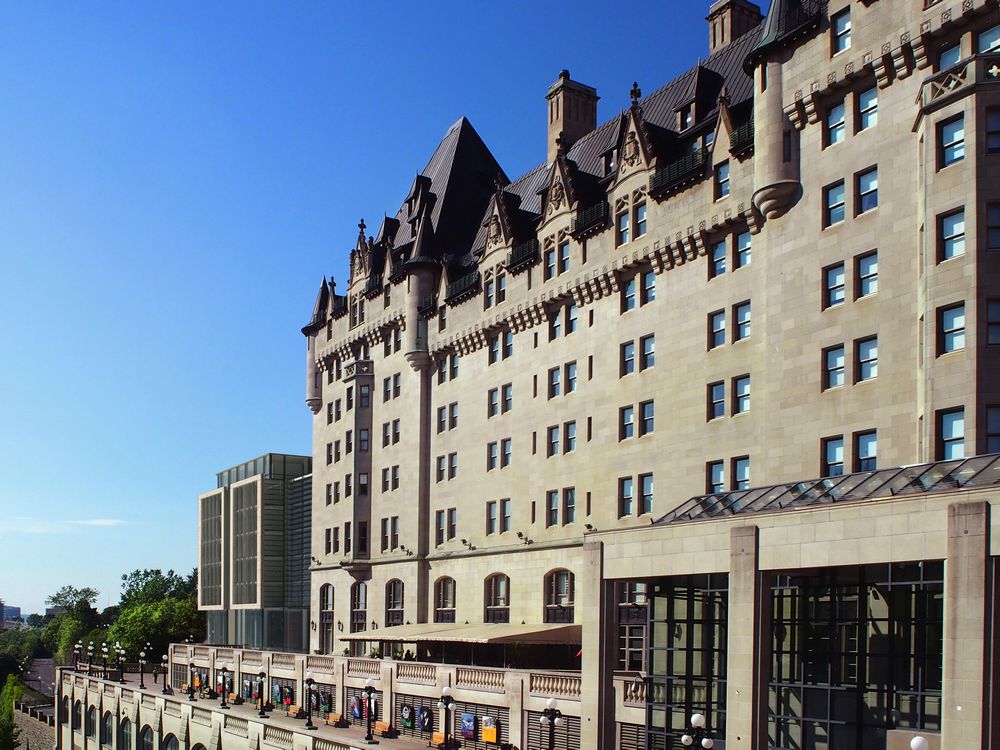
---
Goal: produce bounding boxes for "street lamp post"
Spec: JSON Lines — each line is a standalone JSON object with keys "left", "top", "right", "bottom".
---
{"left": 304, "top": 673, "right": 316, "bottom": 730}
{"left": 74, "top": 642, "right": 82, "bottom": 670}
{"left": 218, "top": 664, "right": 229, "bottom": 710}
{"left": 436, "top": 686, "right": 455, "bottom": 749}
{"left": 363, "top": 678, "right": 378, "bottom": 745}
{"left": 101, "top": 643, "right": 109, "bottom": 678}
{"left": 538, "top": 697, "right": 563, "bottom": 750}
{"left": 680, "top": 712, "right": 715, "bottom": 749}
{"left": 116, "top": 643, "right": 126, "bottom": 684}
{"left": 257, "top": 672, "right": 267, "bottom": 718}
{"left": 161, "top": 655, "right": 170, "bottom": 694}
{"left": 87, "top": 642, "right": 94, "bottom": 675}
{"left": 188, "top": 662, "right": 197, "bottom": 702}
{"left": 138, "top": 652, "right": 147, "bottom": 690}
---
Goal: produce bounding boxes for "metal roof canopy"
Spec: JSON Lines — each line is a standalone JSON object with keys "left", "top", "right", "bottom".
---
{"left": 338, "top": 623, "right": 582, "bottom": 645}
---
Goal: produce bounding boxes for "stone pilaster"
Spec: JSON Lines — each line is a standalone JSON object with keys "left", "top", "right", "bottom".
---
{"left": 725, "top": 525, "right": 761, "bottom": 750}
{"left": 579, "top": 540, "right": 615, "bottom": 750}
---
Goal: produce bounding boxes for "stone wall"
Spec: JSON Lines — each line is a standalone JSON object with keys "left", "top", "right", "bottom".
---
{"left": 13, "top": 703, "right": 55, "bottom": 750}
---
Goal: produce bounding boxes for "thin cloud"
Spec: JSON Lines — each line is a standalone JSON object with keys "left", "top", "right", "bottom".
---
{"left": 68, "top": 518, "right": 129, "bottom": 527}
{"left": 0, "top": 516, "right": 130, "bottom": 534}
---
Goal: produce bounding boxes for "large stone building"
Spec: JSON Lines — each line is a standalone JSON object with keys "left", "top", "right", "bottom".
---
{"left": 61, "top": 1, "right": 1000, "bottom": 749}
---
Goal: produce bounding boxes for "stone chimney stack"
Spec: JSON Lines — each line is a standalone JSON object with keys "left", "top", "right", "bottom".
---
{"left": 707, "top": 0, "right": 763, "bottom": 54}
{"left": 546, "top": 70, "right": 599, "bottom": 164}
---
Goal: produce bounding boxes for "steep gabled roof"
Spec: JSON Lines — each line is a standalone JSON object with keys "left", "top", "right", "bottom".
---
{"left": 744, "top": 0, "right": 824, "bottom": 73}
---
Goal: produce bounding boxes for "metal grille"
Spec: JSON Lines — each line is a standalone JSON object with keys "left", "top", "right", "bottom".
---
{"left": 306, "top": 682, "right": 337, "bottom": 718}
{"left": 619, "top": 722, "right": 646, "bottom": 750}
{"left": 452, "top": 700, "right": 510, "bottom": 750}
{"left": 393, "top": 692, "right": 438, "bottom": 740}
{"left": 343, "top": 686, "right": 383, "bottom": 725}
{"left": 270, "top": 676, "right": 296, "bottom": 708}
{"left": 525, "top": 710, "right": 581, "bottom": 750}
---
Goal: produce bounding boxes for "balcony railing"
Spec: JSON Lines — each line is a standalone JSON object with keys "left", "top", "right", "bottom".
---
{"left": 649, "top": 147, "right": 709, "bottom": 197}
{"left": 417, "top": 294, "right": 437, "bottom": 318}
{"left": 544, "top": 605, "right": 575, "bottom": 624}
{"left": 484, "top": 607, "right": 510, "bottom": 624}
{"left": 571, "top": 201, "right": 609, "bottom": 238}
{"left": 385, "top": 609, "right": 404, "bottom": 627}
{"left": 729, "top": 119, "right": 754, "bottom": 156}
{"left": 507, "top": 238, "right": 540, "bottom": 274}
{"left": 920, "top": 54, "right": 1000, "bottom": 112}
{"left": 362, "top": 275, "right": 383, "bottom": 298}
{"left": 444, "top": 270, "right": 481, "bottom": 304}
{"left": 330, "top": 295, "right": 348, "bottom": 319}
{"left": 529, "top": 672, "right": 582, "bottom": 700}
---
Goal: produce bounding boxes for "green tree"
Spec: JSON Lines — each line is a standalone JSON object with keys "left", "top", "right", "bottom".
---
{"left": 25, "top": 614, "right": 45, "bottom": 629}
{"left": 0, "top": 674, "right": 24, "bottom": 750}
{"left": 119, "top": 569, "right": 188, "bottom": 609}
{"left": 45, "top": 586, "right": 99, "bottom": 614}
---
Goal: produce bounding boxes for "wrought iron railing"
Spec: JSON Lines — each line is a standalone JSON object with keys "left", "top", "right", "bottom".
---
{"left": 729, "top": 119, "right": 754, "bottom": 155}
{"left": 417, "top": 294, "right": 437, "bottom": 317}
{"left": 649, "top": 147, "right": 709, "bottom": 196}
{"left": 362, "top": 275, "right": 383, "bottom": 298}
{"left": 444, "top": 270, "right": 481, "bottom": 303}
{"left": 507, "top": 238, "right": 540, "bottom": 274}
{"left": 571, "top": 201, "right": 609, "bottom": 237}
{"left": 330, "top": 295, "right": 347, "bottom": 318}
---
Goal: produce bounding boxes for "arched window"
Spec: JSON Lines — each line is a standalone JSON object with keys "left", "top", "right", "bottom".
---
{"left": 72, "top": 701, "right": 81, "bottom": 731}
{"left": 484, "top": 574, "right": 510, "bottom": 623}
{"left": 140, "top": 726, "right": 154, "bottom": 750}
{"left": 101, "top": 711, "right": 114, "bottom": 745}
{"left": 544, "top": 569, "right": 575, "bottom": 623}
{"left": 434, "top": 577, "right": 456, "bottom": 623}
{"left": 320, "top": 584, "right": 334, "bottom": 611}
{"left": 59, "top": 697, "right": 69, "bottom": 724}
{"left": 319, "top": 583, "right": 335, "bottom": 654}
{"left": 119, "top": 719, "right": 132, "bottom": 750}
{"left": 385, "top": 579, "right": 404, "bottom": 626}
{"left": 163, "top": 734, "right": 179, "bottom": 750}
{"left": 86, "top": 706, "right": 97, "bottom": 737}
{"left": 350, "top": 582, "right": 367, "bottom": 633}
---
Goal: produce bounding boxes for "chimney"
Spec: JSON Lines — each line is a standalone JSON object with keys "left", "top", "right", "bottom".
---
{"left": 707, "top": 0, "right": 763, "bottom": 54}
{"left": 546, "top": 70, "right": 599, "bottom": 164}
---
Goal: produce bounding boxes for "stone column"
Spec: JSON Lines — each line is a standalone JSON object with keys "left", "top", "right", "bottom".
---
{"left": 725, "top": 525, "right": 761, "bottom": 750}
{"left": 941, "top": 500, "right": 990, "bottom": 747}
{"left": 579, "top": 540, "right": 615, "bottom": 749}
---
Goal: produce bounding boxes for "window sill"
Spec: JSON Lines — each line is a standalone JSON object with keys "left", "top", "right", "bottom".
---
{"left": 855, "top": 291, "right": 878, "bottom": 302}
{"left": 937, "top": 253, "right": 965, "bottom": 265}
{"left": 855, "top": 206, "right": 879, "bottom": 219}
{"left": 823, "top": 220, "right": 845, "bottom": 231}
{"left": 937, "top": 348, "right": 965, "bottom": 358}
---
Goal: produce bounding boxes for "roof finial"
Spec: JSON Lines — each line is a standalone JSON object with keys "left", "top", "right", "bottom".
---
{"left": 494, "top": 172, "right": 505, "bottom": 194}
{"left": 630, "top": 81, "right": 642, "bottom": 105}
{"left": 358, "top": 218, "right": 366, "bottom": 238}
{"left": 555, "top": 130, "right": 568, "bottom": 157}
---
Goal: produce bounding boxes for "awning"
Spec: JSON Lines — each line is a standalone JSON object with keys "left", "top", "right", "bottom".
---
{"left": 339, "top": 622, "right": 582, "bottom": 645}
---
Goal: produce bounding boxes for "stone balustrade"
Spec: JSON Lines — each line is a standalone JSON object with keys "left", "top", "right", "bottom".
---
{"left": 345, "top": 658, "right": 380, "bottom": 679}
{"left": 305, "top": 656, "right": 336, "bottom": 674}
{"left": 271, "top": 653, "right": 295, "bottom": 670}
{"left": 395, "top": 662, "right": 436, "bottom": 685}
{"left": 263, "top": 726, "right": 293, "bottom": 748}
{"left": 528, "top": 671, "right": 582, "bottom": 700}
{"left": 455, "top": 666, "right": 505, "bottom": 693}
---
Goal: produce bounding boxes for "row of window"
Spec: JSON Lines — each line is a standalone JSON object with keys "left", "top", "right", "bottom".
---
{"left": 822, "top": 337, "right": 878, "bottom": 389}
{"left": 823, "top": 86, "right": 877, "bottom": 148}
{"left": 823, "top": 166, "right": 878, "bottom": 227}
{"left": 379, "top": 516, "right": 400, "bottom": 552}
{"left": 381, "top": 419, "right": 401, "bottom": 446}
{"left": 708, "top": 302, "right": 750, "bottom": 349}
{"left": 615, "top": 202, "right": 648, "bottom": 247}
{"left": 435, "top": 453, "right": 459, "bottom": 482}
{"left": 708, "top": 376, "right": 751, "bottom": 420}
{"left": 382, "top": 372, "right": 401, "bottom": 401}
{"left": 708, "top": 231, "right": 751, "bottom": 278}
{"left": 487, "top": 383, "right": 514, "bottom": 417}
{"left": 436, "top": 402, "right": 459, "bottom": 432}
{"left": 619, "top": 402, "right": 655, "bottom": 440}
{"left": 823, "top": 251, "right": 877, "bottom": 309}
{"left": 325, "top": 383, "right": 371, "bottom": 424}
{"left": 381, "top": 328, "right": 402, "bottom": 357}
{"left": 486, "top": 438, "right": 513, "bottom": 470}
{"left": 620, "top": 334, "right": 655, "bottom": 375}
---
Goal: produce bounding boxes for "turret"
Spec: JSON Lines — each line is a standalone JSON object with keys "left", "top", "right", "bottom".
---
{"left": 301, "top": 276, "right": 330, "bottom": 414}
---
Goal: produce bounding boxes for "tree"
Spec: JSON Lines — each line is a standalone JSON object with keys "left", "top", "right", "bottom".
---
{"left": 0, "top": 674, "right": 24, "bottom": 750}
{"left": 45, "top": 586, "right": 99, "bottom": 614}
{"left": 119, "top": 570, "right": 188, "bottom": 609}
{"left": 25, "top": 614, "right": 45, "bottom": 629}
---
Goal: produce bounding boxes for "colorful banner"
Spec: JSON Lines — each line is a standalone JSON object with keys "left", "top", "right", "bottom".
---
{"left": 481, "top": 715, "right": 498, "bottom": 743}
{"left": 400, "top": 704, "right": 414, "bottom": 729}
{"left": 349, "top": 696, "right": 362, "bottom": 719}
{"left": 417, "top": 706, "right": 433, "bottom": 732}
{"left": 460, "top": 712, "right": 476, "bottom": 739}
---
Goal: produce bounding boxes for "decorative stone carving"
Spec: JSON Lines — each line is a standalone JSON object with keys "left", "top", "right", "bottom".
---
{"left": 548, "top": 180, "right": 565, "bottom": 212}
{"left": 621, "top": 131, "right": 641, "bottom": 169}
{"left": 487, "top": 215, "right": 502, "bottom": 246}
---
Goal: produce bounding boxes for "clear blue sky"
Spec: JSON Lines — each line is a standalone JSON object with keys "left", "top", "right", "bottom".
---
{"left": 0, "top": 1, "right": 745, "bottom": 614}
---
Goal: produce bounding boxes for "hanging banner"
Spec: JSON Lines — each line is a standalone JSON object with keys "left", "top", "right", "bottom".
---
{"left": 481, "top": 716, "right": 498, "bottom": 744}
{"left": 417, "top": 706, "right": 433, "bottom": 732}
{"left": 350, "top": 695, "right": 363, "bottom": 719}
{"left": 460, "top": 712, "right": 476, "bottom": 739}
{"left": 400, "top": 704, "right": 414, "bottom": 729}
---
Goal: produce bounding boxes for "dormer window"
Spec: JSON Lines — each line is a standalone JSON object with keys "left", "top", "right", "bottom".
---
{"left": 679, "top": 105, "right": 693, "bottom": 131}
{"left": 604, "top": 152, "right": 616, "bottom": 176}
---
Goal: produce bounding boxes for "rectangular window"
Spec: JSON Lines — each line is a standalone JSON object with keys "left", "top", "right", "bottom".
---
{"left": 832, "top": 8, "right": 851, "bottom": 54}
{"left": 335, "top": 399, "right": 341, "bottom": 421}
{"left": 565, "top": 361, "right": 577, "bottom": 393}
{"left": 501, "top": 437, "right": 512, "bottom": 467}
{"left": 486, "top": 501, "right": 498, "bottom": 535}
{"left": 437, "top": 407, "right": 446, "bottom": 434}
{"left": 437, "top": 358, "right": 447, "bottom": 384}
{"left": 939, "top": 303, "right": 965, "bottom": 354}
{"left": 435, "top": 511, "right": 445, "bottom": 547}
{"left": 450, "top": 353, "right": 459, "bottom": 379}
{"left": 502, "top": 383, "right": 513, "bottom": 412}
{"left": 326, "top": 401, "right": 334, "bottom": 425}
{"left": 488, "top": 388, "right": 499, "bottom": 417}
{"left": 617, "top": 211, "right": 630, "bottom": 246}
{"left": 503, "top": 330, "right": 513, "bottom": 358}
{"left": 438, "top": 305, "right": 447, "bottom": 332}
{"left": 558, "top": 241, "right": 570, "bottom": 274}
{"left": 856, "top": 336, "right": 878, "bottom": 382}
{"left": 345, "top": 474, "right": 352, "bottom": 497}
{"left": 564, "top": 422, "right": 577, "bottom": 452}
{"left": 332, "top": 528, "right": 339, "bottom": 553}
{"left": 563, "top": 487, "right": 577, "bottom": 524}
{"left": 640, "top": 270, "right": 656, "bottom": 305}
{"left": 855, "top": 430, "right": 877, "bottom": 472}
{"left": 488, "top": 335, "right": 500, "bottom": 364}
{"left": 640, "top": 334, "right": 655, "bottom": 369}
{"left": 634, "top": 203, "right": 647, "bottom": 238}
{"left": 448, "top": 453, "right": 458, "bottom": 480}
{"left": 436, "top": 456, "right": 446, "bottom": 483}
{"left": 710, "top": 240, "right": 726, "bottom": 278}
{"left": 326, "top": 483, "right": 333, "bottom": 505}
{"left": 622, "top": 276, "right": 637, "bottom": 312}
{"left": 715, "top": 161, "right": 730, "bottom": 199}
{"left": 548, "top": 367, "right": 561, "bottom": 398}
{"left": 501, "top": 498, "right": 511, "bottom": 532}
{"left": 824, "top": 181, "right": 846, "bottom": 227}
{"left": 825, "top": 101, "right": 846, "bottom": 146}
{"left": 856, "top": 167, "right": 878, "bottom": 214}
{"left": 988, "top": 300, "right": 1000, "bottom": 345}
{"left": 734, "top": 301, "right": 751, "bottom": 341}
{"left": 497, "top": 273, "right": 506, "bottom": 303}
{"left": 639, "top": 401, "right": 654, "bottom": 435}
{"left": 732, "top": 456, "right": 750, "bottom": 490}
{"left": 359, "top": 429, "right": 369, "bottom": 452}
{"left": 392, "top": 419, "right": 400, "bottom": 443}
{"left": 822, "top": 436, "right": 845, "bottom": 477}
{"left": 344, "top": 522, "right": 351, "bottom": 553}
{"left": 346, "top": 386, "right": 353, "bottom": 410}
{"left": 939, "top": 43, "right": 961, "bottom": 70}
{"left": 544, "top": 247, "right": 556, "bottom": 280}
{"left": 345, "top": 431, "right": 353, "bottom": 454}
{"left": 988, "top": 407, "right": 1000, "bottom": 453}
{"left": 939, "top": 408, "right": 965, "bottom": 459}
{"left": 940, "top": 209, "right": 965, "bottom": 261}
{"left": 380, "top": 518, "right": 389, "bottom": 552}
{"left": 566, "top": 303, "right": 578, "bottom": 334}
{"left": 618, "top": 477, "right": 634, "bottom": 517}
{"left": 487, "top": 441, "right": 498, "bottom": 470}
{"left": 484, "top": 279, "right": 494, "bottom": 309}
{"left": 360, "top": 384, "right": 370, "bottom": 407}
{"left": 620, "top": 405, "right": 635, "bottom": 440}
{"left": 824, "top": 344, "right": 846, "bottom": 389}
{"left": 326, "top": 442, "right": 332, "bottom": 465}
{"left": 638, "top": 474, "right": 654, "bottom": 515}
{"left": 938, "top": 115, "right": 965, "bottom": 168}
{"left": 447, "top": 508, "right": 457, "bottom": 540}
{"left": 857, "top": 87, "right": 877, "bottom": 130}
{"left": 708, "top": 382, "right": 725, "bottom": 420}
{"left": 856, "top": 251, "right": 878, "bottom": 298}
{"left": 735, "top": 231, "right": 751, "bottom": 268}
{"left": 709, "top": 310, "right": 726, "bottom": 349}
{"left": 620, "top": 341, "right": 635, "bottom": 376}
{"left": 392, "top": 465, "right": 399, "bottom": 489}
{"left": 449, "top": 402, "right": 459, "bottom": 429}
{"left": 988, "top": 204, "right": 1000, "bottom": 251}
{"left": 549, "top": 308, "right": 563, "bottom": 341}
{"left": 707, "top": 461, "right": 725, "bottom": 494}
{"left": 733, "top": 375, "right": 750, "bottom": 414}
{"left": 547, "top": 425, "right": 560, "bottom": 457}
{"left": 989, "top": 108, "right": 1000, "bottom": 154}
{"left": 546, "top": 490, "right": 559, "bottom": 527}
{"left": 978, "top": 23, "right": 1000, "bottom": 53}
{"left": 825, "top": 263, "right": 846, "bottom": 307}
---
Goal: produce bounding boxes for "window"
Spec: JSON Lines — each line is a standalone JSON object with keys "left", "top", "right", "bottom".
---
{"left": 345, "top": 431, "right": 353, "bottom": 454}
{"left": 450, "top": 353, "right": 459, "bottom": 379}
{"left": 939, "top": 408, "right": 965, "bottom": 459}
{"left": 436, "top": 456, "right": 446, "bottom": 483}
{"left": 549, "top": 307, "right": 562, "bottom": 340}
{"left": 438, "top": 304, "right": 447, "bottom": 332}
{"left": 822, "top": 436, "right": 845, "bottom": 477}
{"left": 502, "top": 383, "right": 513, "bottom": 412}
{"left": 100, "top": 713, "right": 112, "bottom": 745}
{"left": 622, "top": 276, "right": 637, "bottom": 312}
{"left": 501, "top": 437, "right": 512, "bottom": 467}
{"left": 824, "top": 345, "right": 846, "bottom": 389}
{"left": 358, "top": 472, "right": 369, "bottom": 496}
{"left": 831, "top": 8, "right": 851, "bottom": 54}
{"left": 710, "top": 240, "right": 726, "bottom": 278}
{"left": 856, "top": 251, "right": 878, "bottom": 297}
{"left": 385, "top": 579, "right": 403, "bottom": 624}
{"left": 488, "top": 335, "right": 500, "bottom": 364}
{"left": 434, "top": 577, "right": 456, "bottom": 622}
{"left": 503, "top": 330, "right": 513, "bottom": 358}
{"left": 856, "top": 167, "right": 878, "bottom": 214}
{"left": 486, "top": 501, "right": 498, "bottom": 534}
{"left": 359, "top": 429, "right": 369, "bottom": 452}
{"left": 435, "top": 511, "right": 445, "bottom": 546}
{"left": 380, "top": 518, "right": 389, "bottom": 551}
{"left": 447, "top": 508, "right": 457, "bottom": 539}
{"left": 488, "top": 388, "right": 499, "bottom": 417}
{"left": 548, "top": 367, "right": 561, "bottom": 398}
{"left": 381, "top": 469, "right": 390, "bottom": 493}
{"left": 566, "top": 303, "right": 578, "bottom": 333}
{"left": 326, "top": 443, "right": 332, "bottom": 465}
{"left": 139, "top": 728, "right": 153, "bottom": 750}
{"left": 326, "top": 483, "right": 333, "bottom": 505}
{"left": 733, "top": 375, "right": 750, "bottom": 414}
{"left": 939, "top": 43, "right": 961, "bottom": 70}
{"left": 544, "top": 570, "right": 575, "bottom": 623}
{"left": 640, "top": 270, "right": 656, "bottom": 305}
{"left": 484, "top": 574, "right": 509, "bottom": 622}
{"left": 620, "top": 341, "right": 636, "bottom": 376}
{"left": 988, "top": 300, "right": 1000, "bottom": 345}
{"left": 825, "top": 101, "right": 846, "bottom": 146}
{"left": 558, "top": 241, "right": 570, "bottom": 274}
{"left": 978, "top": 23, "right": 1000, "bottom": 53}
{"left": 620, "top": 405, "right": 635, "bottom": 440}
{"left": 326, "top": 401, "right": 334, "bottom": 424}
{"left": 501, "top": 498, "right": 511, "bottom": 532}
{"left": 392, "top": 466, "right": 399, "bottom": 490}
{"left": 392, "top": 419, "right": 400, "bottom": 443}
{"left": 824, "top": 263, "right": 845, "bottom": 308}
{"left": 732, "top": 456, "right": 750, "bottom": 490}
{"left": 708, "top": 382, "right": 725, "bottom": 420}
{"left": 939, "top": 303, "right": 965, "bottom": 354}
{"left": 940, "top": 209, "right": 965, "bottom": 261}
{"left": 487, "top": 442, "right": 499, "bottom": 470}
{"left": 988, "top": 109, "right": 1000, "bottom": 154}
{"left": 563, "top": 487, "right": 577, "bottom": 524}
{"left": 715, "top": 161, "right": 730, "bottom": 199}
{"left": 640, "top": 334, "right": 655, "bottom": 369}
{"left": 634, "top": 202, "right": 648, "bottom": 237}
{"left": 709, "top": 310, "right": 726, "bottom": 349}
{"left": 680, "top": 105, "right": 693, "bottom": 130}
{"left": 640, "top": 401, "right": 655, "bottom": 435}
{"left": 344, "top": 473, "right": 352, "bottom": 497}
{"left": 448, "top": 452, "right": 458, "bottom": 480}
{"left": 618, "top": 477, "right": 634, "bottom": 517}
{"left": 855, "top": 431, "right": 877, "bottom": 472}
{"left": 565, "top": 361, "right": 577, "bottom": 392}
{"left": 564, "top": 422, "right": 577, "bottom": 452}
{"left": 988, "top": 407, "right": 1000, "bottom": 453}
{"left": 547, "top": 426, "right": 560, "bottom": 457}
{"left": 989, "top": 205, "right": 1000, "bottom": 251}
{"left": 449, "top": 402, "right": 459, "bottom": 429}
{"left": 617, "top": 211, "right": 630, "bottom": 246}
{"left": 735, "top": 231, "right": 751, "bottom": 268}
{"left": 856, "top": 337, "right": 878, "bottom": 382}
{"left": 437, "top": 407, "right": 446, "bottom": 434}
{"left": 824, "top": 181, "right": 846, "bottom": 227}
{"left": 734, "top": 302, "right": 751, "bottom": 341}
{"left": 707, "top": 461, "right": 725, "bottom": 494}
{"left": 544, "top": 246, "right": 556, "bottom": 280}
{"left": 484, "top": 278, "right": 495, "bottom": 309}
{"left": 939, "top": 116, "right": 965, "bottom": 168}
{"left": 857, "top": 87, "right": 877, "bottom": 131}
{"left": 497, "top": 273, "right": 506, "bottom": 303}
{"left": 546, "top": 490, "right": 559, "bottom": 527}
{"left": 437, "top": 358, "right": 447, "bottom": 384}
{"left": 344, "top": 521, "right": 352, "bottom": 553}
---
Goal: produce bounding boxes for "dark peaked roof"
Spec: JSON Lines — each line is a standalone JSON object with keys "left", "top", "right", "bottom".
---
{"left": 744, "top": 0, "right": 824, "bottom": 73}
{"left": 301, "top": 276, "right": 330, "bottom": 335}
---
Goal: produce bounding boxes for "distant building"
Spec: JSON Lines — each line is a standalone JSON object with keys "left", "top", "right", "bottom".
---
{"left": 197, "top": 453, "right": 312, "bottom": 652}
{"left": 45, "top": 606, "right": 67, "bottom": 617}
{"left": 3, "top": 604, "right": 21, "bottom": 621}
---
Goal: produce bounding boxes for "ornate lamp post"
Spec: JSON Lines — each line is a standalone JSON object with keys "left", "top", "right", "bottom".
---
{"left": 363, "top": 678, "right": 378, "bottom": 744}
{"left": 87, "top": 642, "right": 94, "bottom": 675}
{"left": 188, "top": 662, "right": 197, "bottom": 702}
{"left": 74, "top": 641, "right": 83, "bottom": 670}
{"left": 437, "top": 685, "right": 455, "bottom": 749}
{"left": 304, "top": 672, "right": 316, "bottom": 730}
{"left": 218, "top": 664, "right": 229, "bottom": 710}
{"left": 138, "top": 651, "right": 147, "bottom": 690}
{"left": 161, "top": 655, "right": 170, "bottom": 694}
{"left": 538, "top": 697, "right": 563, "bottom": 750}
{"left": 680, "top": 712, "right": 715, "bottom": 748}
{"left": 115, "top": 642, "right": 127, "bottom": 684}
{"left": 101, "top": 643, "right": 109, "bottom": 677}
{"left": 257, "top": 672, "right": 267, "bottom": 718}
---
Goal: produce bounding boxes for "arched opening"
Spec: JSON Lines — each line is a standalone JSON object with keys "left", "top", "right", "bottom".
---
{"left": 59, "top": 697, "right": 68, "bottom": 724}
{"left": 544, "top": 569, "right": 575, "bottom": 623}
{"left": 484, "top": 573, "right": 510, "bottom": 623}
{"left": 72, "top": 701, "right": 81, "bottom": 731}
{"left": 139, "top": 725, "right": 153, "bottom": 750}
{"left": 85, "top": 706, "right": 97, "bottom": 737}
{"left": 100, "top": 711, "right": 114, "bottom": 745}
{"left": 319, "top": 583, "right": 334, "bottom": 654}
{"left": 119, "top": 718, "right": 132, "bottom": 750}
{"left": 350, "top": 582, "right": 367, "bottom": 633}
{"left": 162, "top": 734, "right": 178, "bottom": 750}
{"left": 385, "top": 579, "right": 404, "bottom": 626}
{"left": 434, "top": 577, "right": 456, "bottom": 623}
